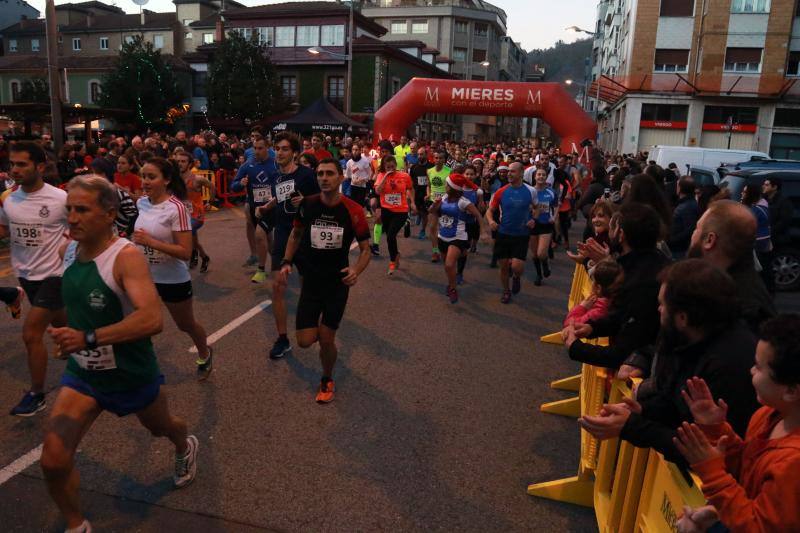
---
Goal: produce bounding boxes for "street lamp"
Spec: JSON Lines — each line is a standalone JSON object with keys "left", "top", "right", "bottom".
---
{"left": 567, "top": 25, "right": 602, "bottom": 122}
{"left": 565, "top": 79, "right": 573, "bottom": 85}
{"left": 565, "top": 25, "right": 596, "bottom": 36}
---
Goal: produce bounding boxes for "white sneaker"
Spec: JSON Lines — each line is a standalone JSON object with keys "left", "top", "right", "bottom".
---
{"left": 65, "top": 519, "right": 92, "bottom": 533}
{"left": 173, "top": 435, "right": 198, "bottom": 488}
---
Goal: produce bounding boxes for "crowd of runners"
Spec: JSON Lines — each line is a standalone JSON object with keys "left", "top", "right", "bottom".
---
{"left": 1, "top": 127, "right": 799, "bottom": 532}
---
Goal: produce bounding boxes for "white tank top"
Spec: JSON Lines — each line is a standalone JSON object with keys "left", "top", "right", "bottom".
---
{"left": 134, "top": 195, "right": 191, "bottom": 284}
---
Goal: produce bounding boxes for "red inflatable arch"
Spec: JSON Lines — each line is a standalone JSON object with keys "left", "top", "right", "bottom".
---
{"left": 373, "top": 78, "right": 597, "bottom": 155}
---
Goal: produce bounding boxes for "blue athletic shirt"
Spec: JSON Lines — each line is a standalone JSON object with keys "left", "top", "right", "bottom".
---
{"left": 462, "top": 188, "right": 482, "bottom": 224}
{"left": 245, "top": 146, "right": 276, "bottom": 163}
{"left": 489, "top": 183, "right": 538, "bottom": 237}
{"left": 231, "top": 158, "right": 279, "bottom": 208}
{"left": 272, "top": 165, "right": 320, "bottom": 230}
{"left": 534, "top": 187, "right": 558, "bottom": 225}
{"left": 438, "top": 196, "right": 473, "bottom": 241}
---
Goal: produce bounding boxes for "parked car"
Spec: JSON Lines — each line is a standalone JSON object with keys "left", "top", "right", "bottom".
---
{"left": 719, "top": 158, "right": 800, "bottom": 177}
{"left": 719, "top": 169, "right": 800, "bottom": 291}
{"left": 688, "top": 165, "right": 724, "bottom": 186}
{"left": 648, "top": 145, "right": 770, "bottom": 177}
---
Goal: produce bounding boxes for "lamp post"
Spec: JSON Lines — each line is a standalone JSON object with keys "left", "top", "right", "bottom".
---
{"left": 464, "top": 60, "right": 490, "bottom": 80}
{"left": 45, "top": 0, "right": 63, "bottom": 150}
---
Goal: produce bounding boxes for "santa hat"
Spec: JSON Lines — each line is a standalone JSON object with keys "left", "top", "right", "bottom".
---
{"left": 497, "top": 165, "right": 510, "bottom": 171}
{"left": 472, "top": 157, "right": 484, "bottom": 164}
{"left": 446, "top": 173, "right": 467, "bottom": 191}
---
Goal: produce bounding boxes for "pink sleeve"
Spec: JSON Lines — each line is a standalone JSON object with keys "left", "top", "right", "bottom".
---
{"left": 581, "top": 297, "right": 609, "bottom": 323}
{"left": 564, "top": 305, "right": 589, "bottom": 327}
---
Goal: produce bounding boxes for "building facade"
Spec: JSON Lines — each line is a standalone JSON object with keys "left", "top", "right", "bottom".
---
{"left": 589, "top": 0, "right": 800, "bottom": 159}
{"left": 360, "top": 0, "right": 527, "bottom": 141}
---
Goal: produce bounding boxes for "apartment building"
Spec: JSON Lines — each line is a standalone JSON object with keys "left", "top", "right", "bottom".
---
{"left": 361, "top": 0, "right": 527, "bottom": 141}
{"left": 589, "top": 0, "right": 800, "bottom": 159}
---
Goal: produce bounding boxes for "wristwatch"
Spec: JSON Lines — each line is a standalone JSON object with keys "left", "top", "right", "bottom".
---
{"left": 280, "top": 258, "right": 293, "bottom": 268}
{"left": 84, "top": 330, "right": 97, "bottom": 350}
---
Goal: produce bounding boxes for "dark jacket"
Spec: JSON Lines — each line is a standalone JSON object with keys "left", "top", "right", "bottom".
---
{"left": 728, "top": 259, "right": 777, "bottom": 333}
{"left": 668, "top": 196, "right": 700, "bottom": 256}
{"left": 766, "top": 191, "right": 793, "bottom": 246}
{"left": 620, "top": 323, "right": 759, "bottom": 466}
{"left": 577, "top": 178, "right": 609, "bottom": 219}
{"left": 568, "top": 248, "right": 671, "bottom": 369}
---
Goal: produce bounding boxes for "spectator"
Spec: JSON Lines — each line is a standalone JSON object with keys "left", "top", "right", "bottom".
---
{"left": 90, "top": 148, "right": 116, "bottom": 182}
{"left": 625, "top": 174, "right": 673, "bottom": 244}
{"left": 192, "top": 135, "right": 210, "bottom": 170}
{"left": 303, "top": 134, "right": 333, "bottom": 161}
{"left": 741, "top": 182, "right": 774, "bottom": 293}
{"left": 695, "top": 184, "right": 720, "bottom": 215}
{"left": 762, "top": 177, "right": 792, "bottom": 248}
{"left": 675, "top": 314, "right": 800, "bottom": 533}
{"left": 113, "top": 154, "right": 142, "bottom": 200}
{"left": 578, "top": 259, "right": 759, "bottom": 467}
{"left": 669, "top": 177, "right": 700, "bottom": 258}
{"left": 563, "top": 203, "right": 671, "bottom": 375}
{"left": 563, "top": 258, "right": 623, "bottom": 327}
{"left": 576, "top": 165, "right": 609, "bottom": 221}
{"left": 688, "top": 200, "right": 776, "bottom": 333}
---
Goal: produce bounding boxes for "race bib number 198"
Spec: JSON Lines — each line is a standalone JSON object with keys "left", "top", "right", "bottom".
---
{"left": 70, "top": 345, "right": 117, "bottom": 371}
{"left": 9, "top": 222, "right": 44, "bottom": 248}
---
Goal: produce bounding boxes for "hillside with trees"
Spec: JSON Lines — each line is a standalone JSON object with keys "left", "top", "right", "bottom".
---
{"left": 527, "top": 38, "right": 592, "bottom": 98}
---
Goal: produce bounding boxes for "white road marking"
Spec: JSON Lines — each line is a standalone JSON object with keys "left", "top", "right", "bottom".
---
{"left": 0, "top": 444, "right": 42, "bottom": 486}
{"left": 190, "top": 299, "right": 272, "bottom": 353}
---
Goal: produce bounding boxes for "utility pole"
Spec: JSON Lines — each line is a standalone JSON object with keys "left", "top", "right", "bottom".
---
{"left": 344, "top": 0, "right": 355, "bottom": 115}
{"left": 45, "top": 0, "right": 64, "bottom": 150}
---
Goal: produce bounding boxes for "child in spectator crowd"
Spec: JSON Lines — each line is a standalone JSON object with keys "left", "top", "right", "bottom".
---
{"left": 563, "top": 259, "right": 622, "bottom": 327}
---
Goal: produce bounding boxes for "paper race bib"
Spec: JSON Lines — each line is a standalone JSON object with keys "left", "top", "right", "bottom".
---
{"left": 310, "top": 223, "right": 344, "bottom": 250}
{"left": 9, "top": 222, "right": 44, "bottom": 248}
{"left": 276, "top": 180, "right": 295, "bottom": 202}
{"left": 417, "top": 175, "right": 428, "bottom": 186}
{"left": 70, "top": 345, "right": 117, "bottom": 371}
{"left": 253, "top": 186, "right": 272, "bottom": 203}
{"left": 384, "top": 193, "right": 402, "bottom": 207}
{"left": 141, "top": 245, "right": 165, "bottom": 265}
{"left": 439, "top": 215, "right": 455, "bottom": 228}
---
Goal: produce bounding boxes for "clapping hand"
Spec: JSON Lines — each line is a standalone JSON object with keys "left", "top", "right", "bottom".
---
{"left": 674, "top": 421, "right": 729, "bottom": 464}
{"left": 681, "top": 377, "right": 728, "bottom": 426}
{"left": 677, "top": 505, "right": 719, "bottom": 533}
{"left": 578, "top": 403, "right": 632, "bottom": 440}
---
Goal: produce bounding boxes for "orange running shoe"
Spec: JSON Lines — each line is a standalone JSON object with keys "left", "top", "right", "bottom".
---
{"left": 7, "top": 287, "right": 24, "bottom": 319}
{"left": 388, "top": 262, "right": 397, "bottom": 275}
{"left": 316, "top": 379, "right": 335, "bottom": 403}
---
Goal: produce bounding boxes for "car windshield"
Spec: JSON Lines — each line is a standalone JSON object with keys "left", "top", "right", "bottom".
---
{"left": 720, "top": 176, "right": 746, "bottom": 200}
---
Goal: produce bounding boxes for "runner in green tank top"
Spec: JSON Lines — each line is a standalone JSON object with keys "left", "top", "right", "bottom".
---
{"left": 426, "top": 151, "right": 451, "bottom": 262}
{"left": 42, "top": 176, "right": 198, "bottom": 533}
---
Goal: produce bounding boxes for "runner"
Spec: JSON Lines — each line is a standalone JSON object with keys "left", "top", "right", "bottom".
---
{"left": 368, "top": 141, "right": 394, "bottom": 256}
{"left": 486, "top": 161, "right": 538, "bottom": 304}
{"left": 460, "top": 165, "right": 485, "bottom": 276}
{"left": 133, "top": 157, "right": 213, "bottom": 380}
{"left": 277, "top": 158, "right": 371, "bottom": 403}
{"left": 0, "top": 141, "right": 68, "bottom": 416}
{"left": 344, "top": 143, "right": 372, "bottom": 212}
{"left": 529, "top": 167, "right": 559, "bottom": 286}
{"left": 256, "top": 131, "right": 320, "bottom": 360}
{"left": 430, "top": 173, "right": 483, "bottom": 303}
{"left": 426, "top": 151, "right": 451, "bottom": 262}
{"left": 43, "top": 175, "right": 198, "bottom": 533}
{"left": 175, "top": 150, "right": 214, "bottom": 273}
{"left": 231, "top": 137, "right": 279, "bottom": 283}
{"left": 409, "top": 147, "right": 433, "bottom": 240}
{"left": 375, "top": 155, "right": 416, "bottom": 275}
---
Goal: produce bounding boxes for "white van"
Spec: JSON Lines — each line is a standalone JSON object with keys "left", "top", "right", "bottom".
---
{"left": 647, "top": 146, "right": 769, "bottom": 176}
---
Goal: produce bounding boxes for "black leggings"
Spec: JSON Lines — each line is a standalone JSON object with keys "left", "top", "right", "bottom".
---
{"left": 350, "top": 186, "right": 367, "bottom": 207}
{"left": 0, "top": 286, "right": 19, "bottom": 305}
{"left": 382, "top": 209, "right": 407, "bottom": 261}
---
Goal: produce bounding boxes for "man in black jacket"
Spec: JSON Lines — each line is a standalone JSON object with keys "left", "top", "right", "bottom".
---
{"left": 687, "top": 200, "right": 776, "bottom": 332}
{"left": 563, "top": 203, "right": 671, "bottom": 375}
{"left": 578, "top": 259, "right": 759, "bottom": 466}
{"left": 762, "top": 177, "right": 793, "bottom": 246}
{"left": 668, "top": 178, "right": 699, "bottom": 258}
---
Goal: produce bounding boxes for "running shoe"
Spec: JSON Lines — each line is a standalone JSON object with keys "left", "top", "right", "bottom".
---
{"left": 65, "top": 519, "right": 92, "bottom": 533}
{"left": 511, "top": 275, "right": 521, "bottom": 295}
{"left": 173, "top": 435, "right": 199, "bottom": 488}
{"left": 370, "top": 244, "right": 380, "bottom": 257}
{"left": 243, "top": 255, "right": 258, "bottom": 267}
{"left": 316, "top": 379, "right": 336, "bottom": 403}
{"left": 431, "top": 252, "right": 441, "bottom": 263}
{"left": 417, "top": 229, "right": 426, "bottom": 240}
{"left": 10, "top": 391, "right": 46, "bottom": 417}
{"left": 447, "top": 287, "right": 458, "bottom": 304}
{"left": 388, "top": 261, "right": 397, "bottom": 275}
{"left": 500, "top": 290, "right": 512, "bottom": 304}
{"left": 456, "top": 273, "right": 464, "bottom": 285}
{"left": 269, "top": 336, "right": 292, "bottom": 359}
{"left": 196, "top": 347, "right": 213, "bottom": 381}
{"left": 251, "top": 269, "right": 268, "bottom": 284}
{"left": 415, "top": 214, "right": 422, "bottom": 225}
{"left": 200, "top": 256, "right": 210, "bottom": 273}
{"left": 470, "top": 244, "right": 477, "bottom": 253}
{"left": 189, "top": 250, "right": 198, "bottom": 269}
{"left": 6, "top": 286, "right": 24, "bottom": 319}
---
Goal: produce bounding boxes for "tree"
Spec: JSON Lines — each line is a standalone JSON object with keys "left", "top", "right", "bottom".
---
{"left": 17, "top": 77, "right": 50, "bottom": 104}
{"left": 206, "top": 31, "right": 284, "bottom": 122}
{"left": 99, "top": 35, "right": 183, "bottom": 128}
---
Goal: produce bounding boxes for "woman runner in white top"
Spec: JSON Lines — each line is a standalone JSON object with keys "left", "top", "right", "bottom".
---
{"left": 133, "top": 157, "right": 213, "bottom": 380}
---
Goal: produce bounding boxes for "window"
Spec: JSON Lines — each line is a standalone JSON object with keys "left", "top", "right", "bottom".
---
{"left": 183, "top": 19, "right": 194, "bottom": 26}
{"left": 99, "top": 37, "right": 109, "bottom": 50}
{"left": 203, "top": 33, "right": 214, "bottom": 44}
{"left": 89, "top": 81, "right": 101, "bottom": 104}
{"left": 124, "top": 35, "right": 135, "bottom": 45}
{"left": 232, "top": 27, "right": 253, "bottom": 40}
{"left": 472, "top": 48, "right": 487, "bottom": 63}
{"left": 788, "top": 51, "right": 800, "bottom": 77}
{"left": 153, "top": 34, "right": 164, "bottom": 49}
{"left": 724, "top": 47, "right": 762, "bottom": 72}
{"left": 731, "top": 0, "right": 769, "bottom": 12}
{"left": 703, "top": 105, "right": 758, "bottom": 125}
{"left": 258, "top": 27, "right": 274, "bottom": 46}
{"left": 185, "top": 32, "right": 193, "bottom": 39}
{"left": 321, "top": 25, "right": 344, "bottom": 46}
{"left": 192, "top": 70, "right": 207, "bottom": 98}
{"left": 8, "top": 39, "right": 17, "bottom": 52}
{"left": 411, "top": 20, "right": 428, "bottom": 34}
{"left": 654, "top": 49, "right": 689, "bottom": 72}
{"left": 390, "top": 20, "right": 407, "bottom": 34}
{"left": 453, "top": 47, "right": 467, "bottom": 62}
{"left": 72, "top": 38, "right": 81, "bottom": 51}
{"left": 774, "top": 108, "right": 800, "bottom": 128}
{"left": 641, "top": 104, "right": 689, "bottom": 121}
{"left": 327, "top": 76, "right": 345, "bottom": 107}
{"left": 281, "top": 75, "right": 297, "bottom": 100}
{"left": 31, "top": 39, "right": 39, "bottom": 52}
{"left": 660, "top": 0, "right": 694, "bottom": 16}
{"left": 296, "top": 26, "right": 319, "bottom": 47}
{"left": 455, "top": 20, "right": 468, "bottom": 33}
{"left": 275, "top": 26, "right": 295, "bottom": 47}
{"left": 10, "top": 80, "right": 20, "bottom": 102}
{"left": 474, "top": 23, "right": 488, "bottom": 37}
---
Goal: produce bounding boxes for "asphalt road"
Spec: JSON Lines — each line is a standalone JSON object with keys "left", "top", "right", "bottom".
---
{"left": 0, "top": 206, "right": 796, "bottom": 532}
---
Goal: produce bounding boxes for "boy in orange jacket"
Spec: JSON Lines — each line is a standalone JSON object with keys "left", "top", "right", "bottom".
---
{"left": 674, "top": 314, "right": 800, "bottom": 533}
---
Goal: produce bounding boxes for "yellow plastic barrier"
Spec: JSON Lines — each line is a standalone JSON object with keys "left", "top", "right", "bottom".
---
{"left": 192, "top": 169, "right": 217, "bottom": 209}
{"left": 635, "top": 451, "right": 705, "bottom": 532}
